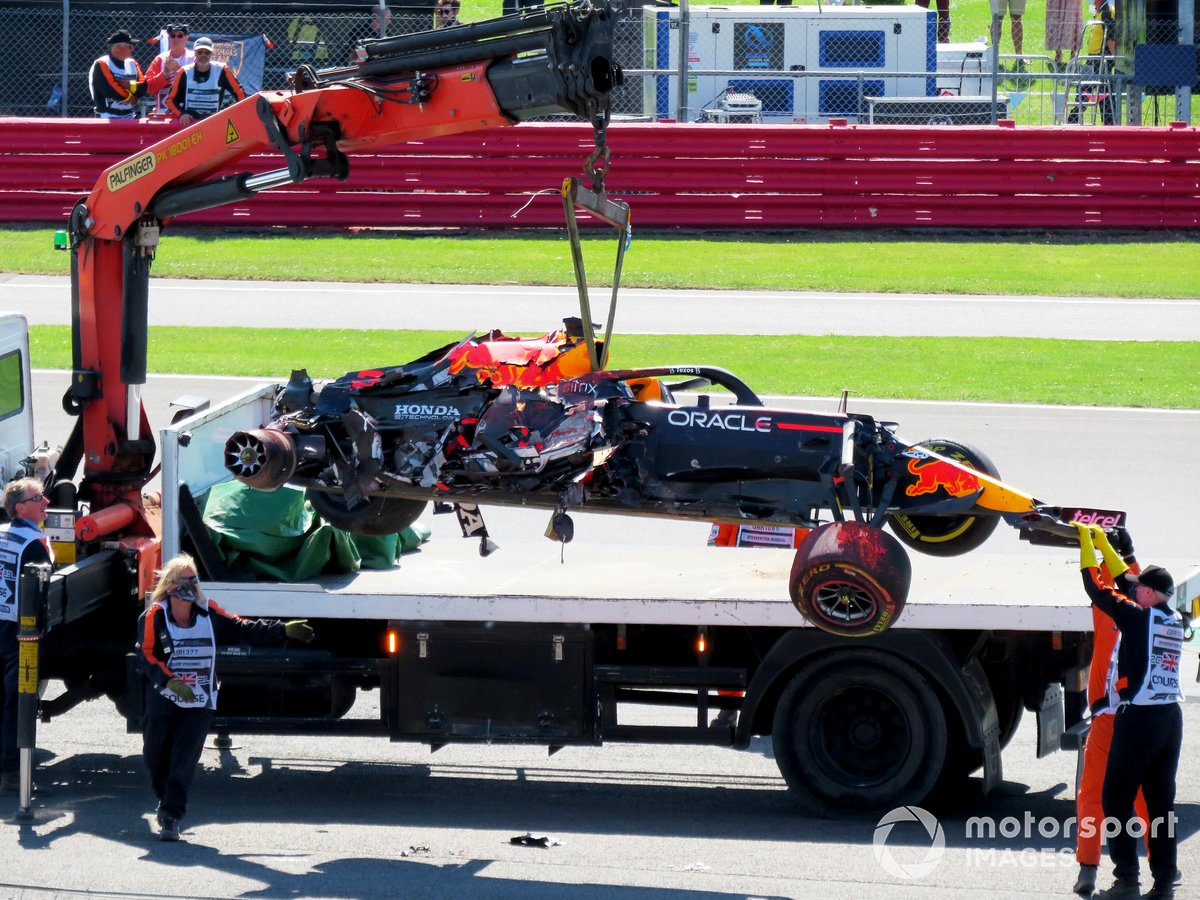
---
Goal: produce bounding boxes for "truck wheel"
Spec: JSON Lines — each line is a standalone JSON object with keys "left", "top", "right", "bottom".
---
{"left": 307, "top": 489, "right": 427, "bottom": 536}
{"left": 789, "top": 522, "right": 910, "bottom": 637}
{"left": 772, "top": 651, "right": 948, "bottom": 816}
{"left": 887, "top": 439, "right": 1001, "bottom": 558}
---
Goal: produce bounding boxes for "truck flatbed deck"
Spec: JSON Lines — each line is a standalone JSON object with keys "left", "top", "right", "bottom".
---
{"left": 210, "top": 541, "right": 1168, "bottom": 632}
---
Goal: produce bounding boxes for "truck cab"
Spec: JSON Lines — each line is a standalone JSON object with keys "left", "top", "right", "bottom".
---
{"left": 0, "top": 312, "right": 35, "bottom": 486}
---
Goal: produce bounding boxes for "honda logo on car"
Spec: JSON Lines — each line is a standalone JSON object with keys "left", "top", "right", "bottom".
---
{"left": 667, "top": 410, "right": 771, "bottom": 432}
{"left": 393, "top": 403, "right": 458, "bottom": 419}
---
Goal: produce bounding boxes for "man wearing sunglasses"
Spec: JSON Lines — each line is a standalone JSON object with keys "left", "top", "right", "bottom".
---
{"left": 144, "top": 23, "right": 194, "bottom": 116}
{"left": 0, "top": 478, "right": 52, "bottom": 795}
{"left": 165, "top": 36, "right": 246, "bottom": 126}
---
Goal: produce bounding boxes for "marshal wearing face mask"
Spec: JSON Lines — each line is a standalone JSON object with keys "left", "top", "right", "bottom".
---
{"left": 134, "top": 554, "right": 313, "bottom": 842}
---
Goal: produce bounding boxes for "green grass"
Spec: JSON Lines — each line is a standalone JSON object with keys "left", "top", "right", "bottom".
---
{"left": 29, "top": 326, "right": 1198, "bottom": 407}
{"left": 7, "top": 228, "right": 1199, "bottom": 298}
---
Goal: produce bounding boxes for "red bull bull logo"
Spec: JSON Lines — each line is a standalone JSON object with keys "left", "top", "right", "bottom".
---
{"left": 904, "top": 455, "right": 981, "bottom": 498}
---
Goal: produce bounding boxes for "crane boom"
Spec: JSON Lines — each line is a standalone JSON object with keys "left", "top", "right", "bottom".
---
{"left": 57, "top": 0, "right": 623, "bottom": 593}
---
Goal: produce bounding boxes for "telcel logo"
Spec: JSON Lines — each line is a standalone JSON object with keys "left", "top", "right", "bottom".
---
{"left": 1067, "top": 509, "right": 1122, "bottom": 527}
{"left": 667, "top": 410, "right": 772, "bottom": 432}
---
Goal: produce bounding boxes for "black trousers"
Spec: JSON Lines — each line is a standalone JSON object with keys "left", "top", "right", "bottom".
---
{"left": 1102, "top": 702, "right": 1182, "bottom": 881}
{"left": 142, "top": 690, "right": 214, "bottom": 822}
{"left": 0, "top": 621, "right": 18, "bottom": 776}
{"left": 1066, "top": 60, "right": 1118, "bottom": 126}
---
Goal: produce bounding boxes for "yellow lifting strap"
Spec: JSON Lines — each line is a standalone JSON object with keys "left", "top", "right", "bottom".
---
{"left": 561, "top": 176, "right": 631, "bottom": 373}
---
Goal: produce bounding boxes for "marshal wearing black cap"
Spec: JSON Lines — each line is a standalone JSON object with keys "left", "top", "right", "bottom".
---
{"left": 91, "top": 28, "right": 147, "bottom": 118}
{"left": 1072, "top": 523, "right": 1184, "bottom": 900}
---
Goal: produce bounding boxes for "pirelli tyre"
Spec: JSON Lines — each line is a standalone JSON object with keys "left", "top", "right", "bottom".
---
{"left": 306, "top": 489, "right": 426, "bottom": 537}
{"left": 772, "top": 650, "right": 949, "bottom": 816}
{"left": 887, "top": 438, "right": 1002, "bottom": 558}
{"left": 789, "top": 521, "right": 911, "bottom": 638}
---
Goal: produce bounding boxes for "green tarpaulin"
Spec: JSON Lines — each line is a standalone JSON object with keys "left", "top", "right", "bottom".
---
{"left": 202, "top": 481, "right": 429, "bottom": 582}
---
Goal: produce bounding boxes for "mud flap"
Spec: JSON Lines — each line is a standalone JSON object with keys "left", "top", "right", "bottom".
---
{"left": 961, "top": 656, "right": 1002, "bottom": 794}
{"left": 1035, "top": 683, "right": 1065, "bottom": 759}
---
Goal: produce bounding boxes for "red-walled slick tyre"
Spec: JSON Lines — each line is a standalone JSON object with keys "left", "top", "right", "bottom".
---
{"left": 789, "top": 521, "right": 911, "bottom": 638}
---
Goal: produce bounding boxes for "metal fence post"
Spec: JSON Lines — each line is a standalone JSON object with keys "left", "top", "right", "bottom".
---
{"left": 1179, "top": 0, "right": 1195, "bottom": 122}
{"left": 60, "top": 0, "right": 70, "bottom": 118}
{"left": 675, "top": 0, "right": 689, "bottom": 122}
{"left": 990, "top": 13, "right": 1000, "bottom": 123}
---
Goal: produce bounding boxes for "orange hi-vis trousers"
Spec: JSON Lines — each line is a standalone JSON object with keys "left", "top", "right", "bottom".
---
{"left": 1076, "top": 711, "right": 1149, "bottom": 865}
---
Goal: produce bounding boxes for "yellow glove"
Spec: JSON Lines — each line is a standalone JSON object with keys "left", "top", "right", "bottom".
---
{"left": 1089, "top": 525, "right": 1129, "bottom": 579}
{"left": 284, "top": 620, "right": 315, "bottom": 643}
{"left": 1071, "top": 521, "right": 1098, "bottom": 570}
{"left": 164, "top": 676, "right": 196, "bottom": 703}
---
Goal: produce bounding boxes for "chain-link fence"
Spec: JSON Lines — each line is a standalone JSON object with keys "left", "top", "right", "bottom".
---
{"left": 631, "top": 5, "right": 1197, "bottom": 126}
{"left": 6, "top": 1, "right": 1197, "bottom": 126}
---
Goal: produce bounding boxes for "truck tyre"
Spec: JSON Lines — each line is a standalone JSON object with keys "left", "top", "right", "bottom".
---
{"left": 789, "top": 522, "right": 910, "bottom": 637}
{"left": 887, "top": 439, "right": 1001, "bottom": 558}
{"left": 772, "top": 651, "right": 948, "bottom": 816}
{"left": 307, "top": 489, "right": 427, "bottom": 536}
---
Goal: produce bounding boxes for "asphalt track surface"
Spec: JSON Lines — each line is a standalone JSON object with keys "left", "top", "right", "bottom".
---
{"left": 2, "top": 274, "right": 1200, "bottom": 339}
{"left": 3, "top": 276, "right": 1200, "bottom": 899}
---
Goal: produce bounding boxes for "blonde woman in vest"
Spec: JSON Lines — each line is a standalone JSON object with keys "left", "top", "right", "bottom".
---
{"left": 134, "top": 554, "right": 312, "bottom": 841}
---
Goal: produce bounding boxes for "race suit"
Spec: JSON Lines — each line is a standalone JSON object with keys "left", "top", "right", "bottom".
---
{"left": 89, "top": 53, "right": 148, "bottom": 118}
{"left": 165, "top": 61, "right": 246, "bottom": 119}
{"left": 1081, "top": 567, "right": 1184, "bottom": 883}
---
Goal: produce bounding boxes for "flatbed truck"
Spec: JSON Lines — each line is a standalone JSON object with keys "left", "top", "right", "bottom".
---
{"left": 7, "top": 0, "right": 1197, "bottom": 819}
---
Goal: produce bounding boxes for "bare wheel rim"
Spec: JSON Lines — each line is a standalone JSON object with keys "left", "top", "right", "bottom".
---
{"left": 225, "top": 434, "right": 265, "bottom": 477}
{"left": 812, "top": 580, "right": 878, "bottom": 625}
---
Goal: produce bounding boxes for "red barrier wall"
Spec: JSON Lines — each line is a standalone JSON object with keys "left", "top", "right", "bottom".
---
{"left": 2, "top": 118, "right": 1198, "bottom": 229}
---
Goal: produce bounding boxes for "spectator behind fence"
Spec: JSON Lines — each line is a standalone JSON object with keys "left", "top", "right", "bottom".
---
{"left": 990, "top": 0, "right": 1026, "bottom": 72}
{"left": 1067, "top": 0, "right": 1117, "bottom": 125}
{"left": 89, "top": 30, "right": 149, "bottom": 118}
{"left": 144, "top": 23, "right": 194, "bottom": 116}
{"left": 435, "top": 0, "right": 461, "bottom": 29}
{"left": 915, "top": 0, "right": 951, "bottom": 44}
{"left": 1045, "top": 0, "right": 1083, "bottom": 68}
{"left": 347, "top": 4, "right": 393, "bottom": 63}
{"left": 166, "top": 37, "right": 247, "bottom": 126}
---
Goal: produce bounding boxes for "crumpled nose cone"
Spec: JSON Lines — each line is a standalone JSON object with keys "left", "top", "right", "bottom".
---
{"left": 224, "top": 428, "right": 297, "bottom": 491}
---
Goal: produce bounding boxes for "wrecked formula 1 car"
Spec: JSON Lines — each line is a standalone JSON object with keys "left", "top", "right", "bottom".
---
{"left": 224, "top": 321, "right": 1063, "bottom": 638}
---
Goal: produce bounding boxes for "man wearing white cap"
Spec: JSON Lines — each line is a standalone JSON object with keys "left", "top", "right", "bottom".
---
{"left": 165, "top": 37, "right": 247, "bottom": 125}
